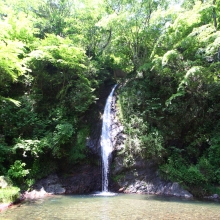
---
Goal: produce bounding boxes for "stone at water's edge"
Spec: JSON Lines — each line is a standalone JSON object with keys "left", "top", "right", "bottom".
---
{"left": 0, "top": 176, "right": 10, "bottom": 188}
{"left": 23, "top": 187, "right": 51, "bottom": 200}
{"left": 0, "top": 164, "right": 101, "bottom": 211}
{"left": 60, "top": 164, "right": 101, "bottom": 194}
{"left": 29, "top": 164, "right": 101, "bottom": 196}
{"left": 110, "top": 157, "right": 193, "bottom": 198}
{"left": 204, "top": 194, "right": 220, "bottom": 200}
{"left": 0, "top": 203, "right": 11, "bottom": 212}
{"left": 33, "top": 174, "right": 65, "bottom": 194}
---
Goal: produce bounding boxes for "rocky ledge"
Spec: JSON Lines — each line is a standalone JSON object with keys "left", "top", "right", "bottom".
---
{"left": 24, "top": 164, "right": 101, "bottom": 200}
{"left": 110, "top": 159, "right": 193, "bottom": 198}
{"left": 24, "top": 162, "right": 192, "bottom": 200}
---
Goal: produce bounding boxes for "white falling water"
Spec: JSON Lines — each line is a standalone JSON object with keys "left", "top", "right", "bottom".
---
{"left": 100, "top": 85, "right": 117, "bottom": 192}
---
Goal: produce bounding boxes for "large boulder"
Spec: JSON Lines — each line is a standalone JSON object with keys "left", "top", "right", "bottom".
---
{"left": 60, "top": 164, "right": 101, "bottom": 194}
{"left": 32, "top": 174, "right": 65, "bottom": 194}
{"left": 0, "top": 176, "right": 11, "bottom": 189}
{"left": 110, "top": 156, "right": 192, "bottom": 198}
{"left": 31, "top": 164, "right": 101, "bottom": 195}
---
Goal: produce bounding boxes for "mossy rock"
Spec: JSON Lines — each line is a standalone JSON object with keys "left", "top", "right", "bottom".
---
{"left": 0, "top": 187, "right": 20, "bottom": 203}
{"left": 0, "top": 176, "right": 20, "bottom": 203}
{"left": 0, "top": 176, "right": 12, "bottom": 189}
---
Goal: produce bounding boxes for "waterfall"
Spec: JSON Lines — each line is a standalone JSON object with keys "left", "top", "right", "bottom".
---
{"left": 100, "top": 84, "right": 117, "bottom": 192}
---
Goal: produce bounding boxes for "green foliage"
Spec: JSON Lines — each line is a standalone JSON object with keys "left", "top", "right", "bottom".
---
{"left": 209, "top": 137, "right": 220, "bottom": 168}
{"left": 33, "top": 0, "right": 74, "bottom": 37}
{"left": 160, "top": 150, "right": 220, "bottom": 195}
{"left": 69, "top": 126, "right": 89, "bottom": 162}
{"left": 0, "top": 138, "right": 10, "bottom": 174}
{"left": 198, "top": 157, "right": 215, "bottom": 183}
{"left": 117, "top": 87, "right": 165, "bottom": 167}
{"left": 114, "top": 0, "right": 220, "bottom": 197}
{"left": 208, "top": 134, "right": 220, "bottom": 184}
{"left": 28, "top": 158, "right": 58, "bottom": 180}
{"left": 0, "top": 12, "right": 34, "bottom": 107}
{"left": 0, "top": 187, "right": 20, "bottom": 203}
{"left": 13, "top": 139, "right": 42, "bottom": 157}
{"left": 51, "top": 122, "right": 74, "bottom": 158}
{"left": 112, "top": 173, "right": 125, "bottom": 183}
{"left": 160, "top": 155, "right": 205, "bottom": 185}
{"left": 7, "top": 160, "right": 29, "bottom": 185}
{"left": 0, "top": 39, "right": 26, "bottom": 87}
{"left": 0, "top": 0, "right": 220, "bottom": 197}
{"left": 162, "top": 50, "right": 182, "bottom": 67}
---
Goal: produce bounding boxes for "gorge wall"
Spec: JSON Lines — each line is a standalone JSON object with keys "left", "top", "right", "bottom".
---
{"left": 29, "top": 83, "right": 192, "bottom": 199}
{"left": 108, "top": 86, "right": 193, "bottom": 198}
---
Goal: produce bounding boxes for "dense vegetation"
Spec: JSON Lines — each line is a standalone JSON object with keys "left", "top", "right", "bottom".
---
{"left": 0, "top": 0, "right": 219, "bottom": 199}
{"left": 0, "top": 0, "right": 114, "bottom": 193}
{"left": 115, "top": 0, "right": 220, "bottom": 196}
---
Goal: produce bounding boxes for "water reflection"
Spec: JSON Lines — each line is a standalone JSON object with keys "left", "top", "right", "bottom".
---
{"left": 92, "top": 191, "right": 118, "bottom": 197}
{"left": 1, "top": 194, "right": 220, "bottom": 220}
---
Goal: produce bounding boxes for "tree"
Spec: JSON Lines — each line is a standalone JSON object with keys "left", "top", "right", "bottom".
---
{"left": 102, "top": 0, "right": 171, "bottom": 73}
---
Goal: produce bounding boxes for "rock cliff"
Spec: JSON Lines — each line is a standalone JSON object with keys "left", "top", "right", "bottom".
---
{"left": 109, "top": 88, "right": 193, "bottom": 198}
{"left": 29, "top": 84, "right": 193, "bottom": 199}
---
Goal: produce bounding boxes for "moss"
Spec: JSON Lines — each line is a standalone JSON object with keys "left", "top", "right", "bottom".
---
{"left": 112, "top": 174, "right": 125, "bottom": 183}
{"left": 0, "top": 176, "right": 20, "bottom": 203}
{"left": 0, "top": 187, "right": 20, "bottom": 203}
{"left": 204, "top": 185, "right": 220, "bottom": 196}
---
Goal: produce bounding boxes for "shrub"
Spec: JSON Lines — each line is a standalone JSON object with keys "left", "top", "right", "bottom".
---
{"left": 7, "top": 160, "right": 29, "bottom": 185}
{"left": 0, "top": 187, "right": 20, "bottom": 203}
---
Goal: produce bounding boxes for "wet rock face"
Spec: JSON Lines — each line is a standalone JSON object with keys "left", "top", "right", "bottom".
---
{"left": 86, "top": 84, "right": 114, "bottom": 155}
{"left": 33, "top": 174, "right": 65, "bottom": 194}
{"left": 32, "top": 165, "right": 102, "bottom": 195}
{"left": 110, "top": 156, "right": 193, "bottom": 198}
{"left": 61, "top": 164, "right": 102, "bottom": 194}
{"left": 110, "top": 95, "right": 126, "bottom": 151}
{"left": 110, "top": 160, "right": 192, "bottom": 198}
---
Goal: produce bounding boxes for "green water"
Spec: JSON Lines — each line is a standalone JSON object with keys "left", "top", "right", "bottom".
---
{"left": 1, "top": 193, "right": 220, "bottom": 220}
